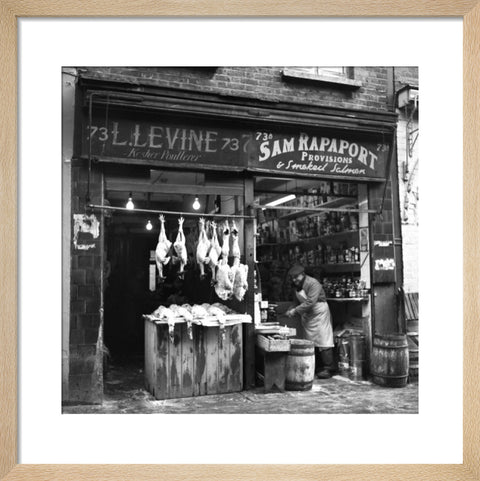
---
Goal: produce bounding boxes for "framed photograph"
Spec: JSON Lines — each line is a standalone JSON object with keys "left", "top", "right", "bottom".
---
{"left": 1, "top": 2, "right": 478, "bottom": 480}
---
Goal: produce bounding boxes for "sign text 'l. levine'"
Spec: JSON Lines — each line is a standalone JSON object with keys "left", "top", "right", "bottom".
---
{"left": 83, "top": 114, "right": 390, "bottom": 180}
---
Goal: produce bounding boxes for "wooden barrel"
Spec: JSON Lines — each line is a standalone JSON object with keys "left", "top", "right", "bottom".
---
{"left": 285, "top": 339, "right": 315, "bottom": 391}
{"left": 408, "top": 338, "right": 419, "bottom": 381}
{"left": 349, "top": 333, "right": 366, "bottom": 381}
{"left": 371, "top": 333, "right": 409, "bottom": 388}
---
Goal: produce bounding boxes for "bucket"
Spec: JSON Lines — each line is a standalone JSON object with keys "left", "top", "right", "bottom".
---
{"left": 285, "top": 339, "right": 315, "bottom": 391}
{"left": 349, "top": 333, "right": 366, "bottom": 381}
{"left": 335, "top": 335, "right": 350, "bottom": 377}
{"left": 371, "top": 333, "right": 409, "bottom": 388}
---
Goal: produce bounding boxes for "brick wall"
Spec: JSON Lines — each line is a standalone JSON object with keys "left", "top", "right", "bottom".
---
{"left": 68, "top": 159, "right": 104, "bottom": 403}
{"left": 394, "top": 67, "right": 419, "bottom": 294}
{"left": 394, "top": 67, "right": 418, "bottom": 90}
{"left": 80, "top": 66, "right": 390, "bottom": 112}
{"left": 401, "top": 225, "right": 419, "bottom": 293}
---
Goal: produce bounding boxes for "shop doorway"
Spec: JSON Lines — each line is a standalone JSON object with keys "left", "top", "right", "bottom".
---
{"left": 102, "top": 166, "right": 245, "bottom": 367}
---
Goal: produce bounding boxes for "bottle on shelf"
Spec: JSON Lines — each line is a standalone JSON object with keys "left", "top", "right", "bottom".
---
{"left": 349, "top": 214, "right": 358, "bottom": 231}
{"left": 313, "top": 216, "right": 319, "bottom": 237}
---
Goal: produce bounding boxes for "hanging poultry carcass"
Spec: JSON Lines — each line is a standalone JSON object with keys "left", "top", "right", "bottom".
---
{"left": 220, "top": 220, "right": 230, "bottom": 259}
{"left": 173, "top": 216, "right": 188, "bottom": 278}
{"left": 229, "top": 219, "right": 248, "bottom": 301}
{"left": 232, "top": 260, "right": 249, "bottom": 302}
{"left": 155, "top": 215, "right": 172, "bottom": 281}
{"left": 230, "top": 219, "right": 241, "bottom": 260}
{"left": 196, "top": 217, "right": 210, "bottom": 280}
{"left": 215, "top": 257, "right": 234, "bottom": 301}
{"left": 206, "top": 221, "right": 221, "bottom": 285}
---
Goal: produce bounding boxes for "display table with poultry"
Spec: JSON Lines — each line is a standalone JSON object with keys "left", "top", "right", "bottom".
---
{"left": 144, "top": 303, "right": 252, "bottom": 400}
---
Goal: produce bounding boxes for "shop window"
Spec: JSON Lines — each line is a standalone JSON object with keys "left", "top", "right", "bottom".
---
{"left": 282, "top": 67, "right": 362, "bottom": 88}
{"left": 254, "top": 176, "right": 371, "bottom": 334}
{"left": 255, "top": 178, "right": 360, "bottom": 299}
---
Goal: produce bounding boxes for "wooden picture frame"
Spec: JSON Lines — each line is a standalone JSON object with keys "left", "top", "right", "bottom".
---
{"left": 1, "top": 2, "right": 478, "bottom": 480}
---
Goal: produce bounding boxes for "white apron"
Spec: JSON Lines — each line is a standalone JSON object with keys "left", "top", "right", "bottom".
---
{"left": 295, "top": 289, "right": 334, "bottom": 348}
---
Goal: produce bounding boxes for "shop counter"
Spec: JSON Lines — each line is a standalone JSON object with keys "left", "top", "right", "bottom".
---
{"left": 144, "top": 314, "right": 252, "bottom": 400}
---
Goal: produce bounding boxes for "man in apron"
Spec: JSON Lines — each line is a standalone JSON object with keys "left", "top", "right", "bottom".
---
{"left": 286, "top": 264, "right": 334, "bottom": 379}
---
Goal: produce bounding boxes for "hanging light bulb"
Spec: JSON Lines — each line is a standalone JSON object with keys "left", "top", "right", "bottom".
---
{"left": 192, "top": 196, "right": 201, "bottom": 210}
{"left": 146, "top": 220, "right": 153, "bottom": 231}
{"left": 126, "top": 192, "right": 134, "bottom": 210}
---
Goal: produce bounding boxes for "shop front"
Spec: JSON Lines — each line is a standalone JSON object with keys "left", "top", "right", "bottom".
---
{"left": 66, "top": 76, "right": 399, "bottom": 403}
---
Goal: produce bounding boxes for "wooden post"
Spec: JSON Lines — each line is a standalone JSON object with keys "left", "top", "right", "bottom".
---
{"left": 358, "top": 184, "right": 373, "bottom": 368}
{"left": 243, "top": 175, "right": 256, "bottom": 388}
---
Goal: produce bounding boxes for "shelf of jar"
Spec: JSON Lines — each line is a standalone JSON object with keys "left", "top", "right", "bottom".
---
{"left": 278, "top": 197, "right": 357, "bottom": 221}
{"left": 283, "top": 231, "right": 359, "bottom": 246}
{"left": 319, "top": 263, "right": 360, "bottom": 273}
{"left": 326, "top": 297, "right": 369, "bottom": 302}
{"left": 255, "top": 262, "right": 360, "bottom": 272}
{"left": 256, "top": 230, "right": 359, "bottom": 248}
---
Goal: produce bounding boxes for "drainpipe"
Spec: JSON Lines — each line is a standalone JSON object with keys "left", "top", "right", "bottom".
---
{"left": 62, "top": 68, "right": 77, "bottom": 402}
{"left": 389, "top": 68, "right": 406, "bottom": 332}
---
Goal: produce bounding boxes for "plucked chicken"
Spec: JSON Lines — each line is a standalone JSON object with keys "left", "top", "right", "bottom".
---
{"left": 220, "top": 220, "right": 230, "bottom": 259}
{"left": 206, "top": 304, "right": 227, "bottom": 320}
{"left": 196, "top": 217, "right": 210, "bottom": 279}
{"left": 215, "top": 257, "right": 234, "bottom": 301}
{"left": 155, "top": 215, "right": 172, "bottom": 281}
{"left": 169, "top": 304, "right": 193, "bottom": 322}
{"left": 173, "top": 216, "right": 187, "bottom": 278}
{"left": 181, "top": 303, "right": 192, "bottom": 313}
{"left": 233, "top": 261, "right": 249, "bottom": 302}
{"left": 211, "top": 302, "right": 232, "bottom": 314}
{"left": 207, "top": 304, "right": 227, "bottom": 346}
{"left": 210, "top": 222, "right": 222, "bottom": 257}
{"left": 152, "top": 305, "right": 176, "bottom": 343}
{"left": 191, "top": 304, "right": 209, "bottom": 319}
{"left": 169, "top": 304, "right": 194, "bottom": 339}
{"left": 152, "top": 305, "right": 175, "bottom": 320}
{"left": 230, "top": 220, "right": 241, "bottom": 259}
{"left": 207, "top": 221, "right": 221, "bottom": 284}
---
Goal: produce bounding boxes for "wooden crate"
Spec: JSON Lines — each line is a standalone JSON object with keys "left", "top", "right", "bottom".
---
{"left": 144, "top": 318, "right": 244, "bottom": 400}
{"left": 256, "top": 334, "right": 291, "bottom": 352}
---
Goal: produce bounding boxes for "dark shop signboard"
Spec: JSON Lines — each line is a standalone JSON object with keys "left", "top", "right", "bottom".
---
{"left": 82, "top": 115, "right": 390, "bottom": 181}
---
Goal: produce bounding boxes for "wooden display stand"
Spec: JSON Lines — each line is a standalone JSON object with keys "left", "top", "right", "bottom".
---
{"left": 144, "top": 315, "right": 251, "bottom": 400}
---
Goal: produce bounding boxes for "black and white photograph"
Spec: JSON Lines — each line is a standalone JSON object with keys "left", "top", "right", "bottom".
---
{"left": 61, "top": 66, "right": 419, "bottom": 414}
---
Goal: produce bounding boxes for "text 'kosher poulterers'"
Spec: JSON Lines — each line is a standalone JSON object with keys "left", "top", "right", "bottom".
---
{"left": 89, "top": 124, "right": 380, "bottom": 169}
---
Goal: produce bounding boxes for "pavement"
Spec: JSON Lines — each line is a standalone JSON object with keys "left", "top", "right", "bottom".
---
{"left": 63, "top": 360, "right": 418, "bottom": 414}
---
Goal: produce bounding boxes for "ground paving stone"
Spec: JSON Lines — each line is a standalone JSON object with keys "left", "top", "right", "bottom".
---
{"left": 63, "top": 362, "right": 418, "bottom": 414}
